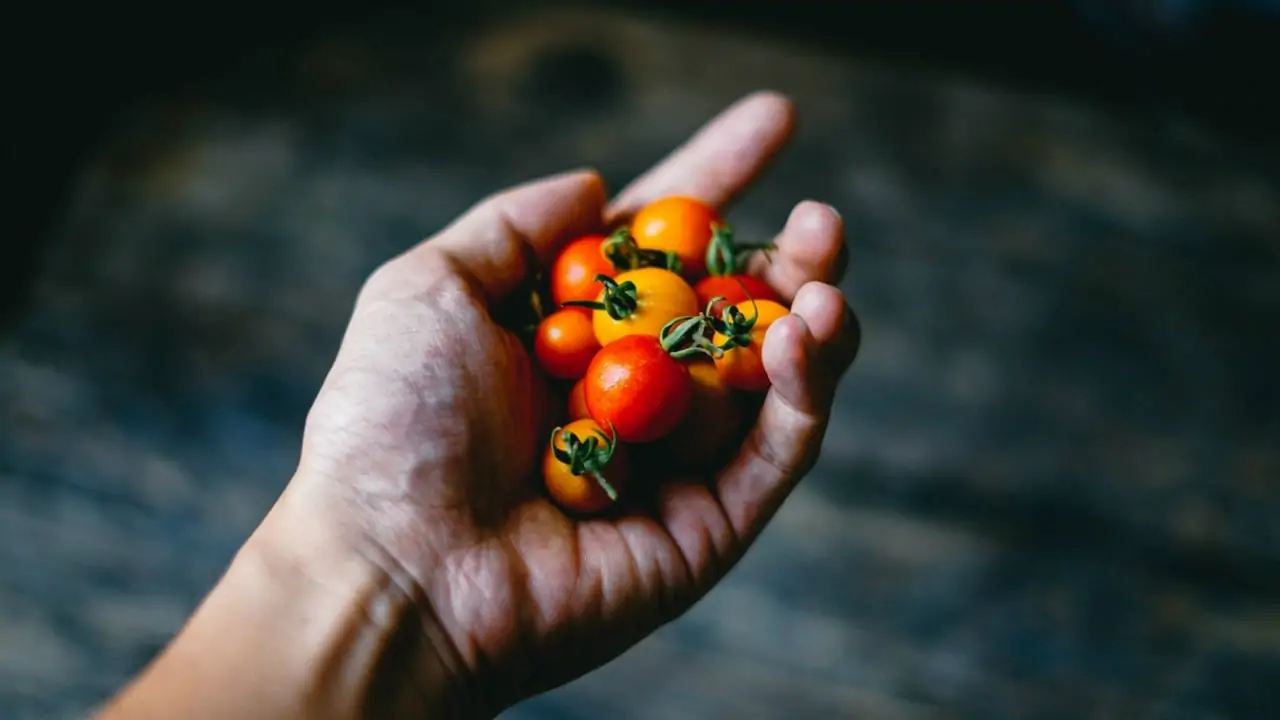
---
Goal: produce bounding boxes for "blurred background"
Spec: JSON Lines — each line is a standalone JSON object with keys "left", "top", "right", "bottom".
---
{"left": 3, "top": 0, "right": 1280, "bottom": 717}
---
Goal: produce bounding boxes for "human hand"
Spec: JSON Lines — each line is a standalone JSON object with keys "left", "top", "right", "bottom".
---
{"left": 103, "top": 91, "right": 859, "bottom": 720}
{"left": 291, "top": 91, "right": 860, "bottom": 716}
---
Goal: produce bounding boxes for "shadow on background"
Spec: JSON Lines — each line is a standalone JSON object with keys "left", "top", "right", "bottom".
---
{"left": 7, "top": 0, "right": 1280, "bottom": 327}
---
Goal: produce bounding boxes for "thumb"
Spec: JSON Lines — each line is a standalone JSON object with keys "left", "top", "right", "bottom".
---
{"left": 427, "top": 169, "right": 607, "bottom": 305}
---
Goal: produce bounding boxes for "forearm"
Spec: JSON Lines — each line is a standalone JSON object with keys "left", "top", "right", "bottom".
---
{"left": 94, "top": 483, "right": 471, "bottom": 720}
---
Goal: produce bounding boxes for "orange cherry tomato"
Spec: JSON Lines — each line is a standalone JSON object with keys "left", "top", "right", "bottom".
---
{"left": 550, "top": 235, "right": 616, "bottom": 306}
{"left": 534, "top": 307, "right": 599, "bottom": 380}
{"left": 658, "top": 359, "right": 745, "bottom": 469}
{"left": 567, "top": 378, "right": 591, "bottom": 420}
{"left": 543, "top": 419, "right": 628, "bottom": 514}
{"left": 584, "top": 334, "right": 692, "bottom": 444}
{"left": 630, "top": 196, "right": 721, "bottom": 279}
{"left": 713, "top": 299, "right": 790, "bottom": 392}
{"left": 585, "top": 267, "right": 699, "bottom": 347}
{"left": 694, "top": 275, "right": 781, "bottom": 318}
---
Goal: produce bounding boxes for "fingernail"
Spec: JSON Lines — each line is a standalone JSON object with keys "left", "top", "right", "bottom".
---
{"left": 823, "top": 203, "right": 841, "bottom": 220}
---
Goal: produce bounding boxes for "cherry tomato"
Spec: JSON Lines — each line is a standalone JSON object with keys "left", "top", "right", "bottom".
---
{"left": 585, "top": 267, "right": 699, "bottom": 347}
{"left": 543, "top": 419, "right": 628, "bottom": 514}
{"left": 584, "top": 334, "right": 691, "bottom": 443}
{"left": 694, "top": 275, "right": 781, "bottom": 318}
{"left": 534, "top": 307, "right": 600, "bottom": 380}
{"left": 550, "top": 235, "right": 615, "bottom": 306}
{"left": 657, "top": 359, "right": 744, "bottom": 470}
{"left": 630, "top": 196, "right": 721, "bottom": 279}
{"left": 567, "top": 378, "right": 591, "bottom": 420}
{"left": 713, "top": 298, "right": 791, "bottom": 392}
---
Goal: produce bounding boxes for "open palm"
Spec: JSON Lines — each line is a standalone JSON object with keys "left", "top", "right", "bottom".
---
{"left": 294, "top": 92, "right": 860, "bottom": 716}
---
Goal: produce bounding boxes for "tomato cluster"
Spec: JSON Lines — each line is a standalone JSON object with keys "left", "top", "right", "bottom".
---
{"left": 522, "top": 196, "right": 789, "bottom": 515}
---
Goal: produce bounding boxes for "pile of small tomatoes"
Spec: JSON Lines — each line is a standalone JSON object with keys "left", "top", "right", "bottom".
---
{"left": 515, "top": 195, "right": 790, "bottom": 515}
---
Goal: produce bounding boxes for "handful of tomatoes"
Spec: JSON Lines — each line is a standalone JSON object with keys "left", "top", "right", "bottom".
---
{"left": 515, "top": 195, "right": 789, "bottom": 515}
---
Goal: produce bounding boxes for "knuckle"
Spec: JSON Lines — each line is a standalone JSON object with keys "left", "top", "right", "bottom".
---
{"left": 357, "top": 257, "right": 408, "bottom": 304}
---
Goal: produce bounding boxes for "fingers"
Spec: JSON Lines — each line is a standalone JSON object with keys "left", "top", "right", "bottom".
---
{"left": 423, "top": 169, "right": 607, "bottom": 304}
{"left": 714, "top": 281, "right": 859, "bottom": 543}
{"left": 606, "top": 91, "right": 796, "bottom": 221}
{"left": 748, "top": 201, "right": 848, "bottom": 301}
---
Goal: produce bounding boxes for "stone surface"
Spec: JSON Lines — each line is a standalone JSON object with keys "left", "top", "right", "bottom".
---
{"left": 2, "top": 5, "right": 1279, "bottom": 719}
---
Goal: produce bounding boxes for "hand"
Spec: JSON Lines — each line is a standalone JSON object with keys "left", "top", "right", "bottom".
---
{"left": 99, "top": 91, "right": 860, "bottom": 720}
{"left": 298, "top": 90, "right": 859, "bottom": 714}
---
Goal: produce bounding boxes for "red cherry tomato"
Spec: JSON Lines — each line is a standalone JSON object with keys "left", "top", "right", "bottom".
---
{"left": 584, "top": 334, "right": 692, "bottom": 443}
{"left": 693, "top": 275, "right": 781, "bottom": 318}
{"left": 534, "top": 308, "right": 599, "bottom": 380}
{"left": 550, "top": 235, "right": 616, "bottom": 306}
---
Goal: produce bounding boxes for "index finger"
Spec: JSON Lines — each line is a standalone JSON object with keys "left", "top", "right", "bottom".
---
{"left": 606, "top": 91, "right": 796, "bottom": 221}
{"left": 401, "top": 170, "right": 607, "bottom": 305}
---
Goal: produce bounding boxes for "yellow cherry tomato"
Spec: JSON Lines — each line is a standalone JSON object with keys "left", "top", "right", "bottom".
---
{"left": 713, "top": 298, "right": 790, "bottom": 392}
{"left": 542, "top": 418, "right": 627, "bottom": 514}
{"left": 590, "top": 267, "right": 699, "bottom": 347}
{"left": 630, "top": 196, "right": 721, "bottom": 279}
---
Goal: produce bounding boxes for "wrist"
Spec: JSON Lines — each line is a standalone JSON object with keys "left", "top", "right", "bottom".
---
{"left": 245, "top": 481, "right": 485, "bottom": 719}
{"left": 100, "top": 479, "right": 485, "bottom": 719}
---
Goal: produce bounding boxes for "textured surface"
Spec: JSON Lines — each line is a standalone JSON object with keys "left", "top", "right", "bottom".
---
{"left": 3, "top": 5, "right": 1280, "bottom": 719}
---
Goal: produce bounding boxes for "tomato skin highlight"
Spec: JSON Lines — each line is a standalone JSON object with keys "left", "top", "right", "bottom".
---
{"left": 630, "top": 196, "right": 721, "bottom": 279}
{"left": 543, "top": 419, "right": 627, "bottom": 514}
{"left": 550, "top": 235, "right": 615, "bottom": 306}
{"left": 534, "top": 307, "right": 600, "bottom": 380}
{"left": 584, "top": 335, "right": 691, "bottom": 444}
{"left": 567, "top": 378, "right": 590, "bottom": 420}
{"left": 694, "top": 275, "right": 781, "bottom": 318}
{"left": 591, "top": 267, "right": 699, "bottom": 346}
{"left": 714, "top": 299, "right": 791, "bottom": 392}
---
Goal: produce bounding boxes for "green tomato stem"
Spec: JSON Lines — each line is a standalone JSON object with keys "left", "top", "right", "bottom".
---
{"left": 562, "top": 275, "right": 638, "bottom": 321}
{"left": 550, "top": 425, "right": 622, "bottom": 500}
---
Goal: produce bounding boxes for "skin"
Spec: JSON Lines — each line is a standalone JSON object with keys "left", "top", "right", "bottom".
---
{"left": 96, "top": 90, "right": 861, "bottom": 720}
{"left": 630, "top": 196, "right": 722, "bottom": 279}
{"left": 542, "top": 419, "right": 628, "bottom": 515}
{"left": 714, "top": 298, "right": 792, "bottom": 393}
{"left": 549, "top": 235, "right": 614, "bottom": 306}
{"left": 589, "top": 267, "right": 699, "bottom": 346}
{"left": 533, "top": 307, "right": 599, "bottom": 380}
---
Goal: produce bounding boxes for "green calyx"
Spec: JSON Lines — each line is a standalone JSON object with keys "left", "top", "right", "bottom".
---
{"left": 659, "top": 313, "right": 720, "bottom": 360}
{"left": 602, "top": 227, "right": 639, "bottom": 270}
{"left": 709, "top": 295, "right": 761, "bottom": 350}
{"left": 563, "top": 274, "right": 639, "bottom": 320}
{"left": 657, "top": 293, "right": 762, "bottom": 359}
{"left": 704, "top": 222, "right": 776, "bottom": 277}
{"left": 551, "top": 425, "right": 620, "bottom": 500}
{"left": 602, "top": 227, "right": 683, "bottom": 273}
{"left": 656, "top": 293, "right": 745, "bottom": 360}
